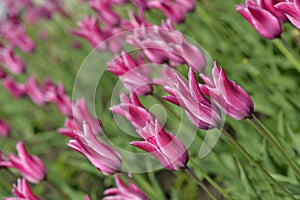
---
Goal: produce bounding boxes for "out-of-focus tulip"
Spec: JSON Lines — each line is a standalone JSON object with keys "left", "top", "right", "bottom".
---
{"left": 0, "top": 141, "right": 46, "bottom": 184}
{"left": 2, "top": 76, "right": 26, "bottom": 98}
{"left": 3, "top": 178, "right": 41, "bottom": 200}
{"left": 103, "top": 175, "right": 148, "bottom": 200}
{"left": 200, "top": 62, "right": 254, "bottom": 120}
{"left": 0, "top": 46, "right": 25, "bottom": 74}
{"left": 0, "top": 119, "right": 10, "bottom": 137}
{"left": 67, "top": 121, "right": 122, "bottom": 175}
{"left": 90, "top": 0, "right": 120, "bottom": 27}
{"left": 108, "top": 52, "right": 153, "bottom": 96}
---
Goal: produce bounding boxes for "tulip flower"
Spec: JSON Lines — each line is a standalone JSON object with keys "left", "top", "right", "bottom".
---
{"left": 90, "top": 0, "right": 120, "bottom": 27}
{"left": 2, "top": 76, "right": 26, "bottom": 98}
{"left": 25, "top": 77, "right": 47, "bottom": 106}
{"left": 0, "top": 45, "right": 25, "bottom": 74}
{"left": 110, "top": 92, "right": 151, "bottom": 129}
{"left": 0, "top": 141, "right": 46, "bottom": 184}
{"left": 108, "top": 52, "right": 153, "bottom": 96}
{"left": 236, "top": 0, "right": 283, "bottom": 39}
{"left": 276, "top": 0, "right": 300, "bottom": 29}
{"left": 67, "top": 121, "right": 122, "bottom": 175}
{"left": 3, "top": 178, "right": 41, "bottom": 200}
{"left": 162, "top": 67, "right": 221, "bottom": 130}
{"left": 131, "top": 118, "right": 189, "bottom": 170}
{"left": 57, "top": 117, "right": 78, "bottom": 138}
{"left": 200, "top": 62, "right": 254, "bottom": 120}
{"left": 73, "top": 98, "right": 102, "bottom": 135}
{"left": 0, "top": 119, "right": 10, "bottom": 137}
{"left": 103, "top": 175, "right": 148, "bottom": 200}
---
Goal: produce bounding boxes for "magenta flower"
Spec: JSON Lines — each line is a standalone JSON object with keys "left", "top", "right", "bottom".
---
{"left": 2, "top": 76, "right": 26, "bottom": 98}
{"left": 0, "top": 119, "right": 10, "bottom": 137}
{"left": 90, "top": 0, "right": 120, "bottom": 27}
{"left": 276, "top": 0, "right": 300, "bottom": 29}
{"left": 73, "top": 98, "right": 102, "bottom": 135}
{"left": 103, "top": 175, "right": 148, "bottom": 200}
{"left": 85, "top": 194, "right": 92, "bottom": 200}
{"left": 236, "top": 0, "right": 283, "bottom": 39}
{"left": 200, "top": 62, "right": 254, "bottom": 120}
{"left": 25, "top": 77, "right": 46, "bottom": 106}
{"left": 110, "top": 92, "right": 151, "bottom": 129}
{"left": 0, "top": 45, "right": 25, "bottom": 74}
{"left": 131, "top": 118, "right": 189, "bottom": 170}
{"left": 0, "top": 141, "right": 46, "bottom": 184}
{"left": 162, "top": 67, "right": 221, "bottom": 130}
{"left": 147, "top": 0, "right": 195, "bottom": 23}
{"left": 3, "top": 178, "right": 41, "bottom": 200}
{"left": 67, "top": 121, "right": 122, "bottom": 175}
{"left": 72, "top": 16, "right": 106, "bottom": 49}
{"left": 57, "top": 117, "right": 78, "bottom": 138}
{"left": 108, "top": 52, "right": 153, "bottom": 96}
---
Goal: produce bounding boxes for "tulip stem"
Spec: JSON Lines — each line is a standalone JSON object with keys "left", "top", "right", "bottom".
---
{"left": 4, "top": 168, "right": 18, "bottom": 179}
{"left": 273, "top": 38, "right": 300, "bottom": 73}
{"left": 44, "top": 178, "right": 70, "bottom": 200}
{"left": 221, "top": 128, "right": 296, "bottom": 200}
{"left": 249, "top": 115, "right": 300, "bottom": 179}
{"left": 185, "top": 167, "right": 218, "bottom": 200}
{"left": 189, "top": 160, "right": 233, "bottom": 200}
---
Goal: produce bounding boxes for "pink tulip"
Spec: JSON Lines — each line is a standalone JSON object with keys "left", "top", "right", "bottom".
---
{"left": 57, "top": 117, "right": 78, "bottom": 138}
{"left": 68, "top": 121, "right": 122, "bottom": 175}
{"left": 73, "top": 98, "right": 102, "bottom": 135}
{"left": 72, "top": 16, "right": 106, "bottom": 49}
{"left": 103, "top": 175, "right": 148, "bottom": 200}
{"left": 200, "top": 62, "right": 254, "bottom": 120}
{"left": 276, "top": 0, "right": 300, "bottom": 29}
{"left": 3, "top": 178, "right": 41, "bottom": 200}
{"left": 0, "top": 45, "right": 25, "bottom": 74}
{"left": 0, "top": 141, "right": 46, "bottom": 184}
{"left": 0, "top": 119, "right": 10, "bottom": 137}
{"left": 25, "top": 77, "right": 46, "bottom": 106}
{"left": 2, "top": 76, "right": 26, "bottom": 98}
{"left": 85, "top": 194, "right": 92, "bottom": 200}
{"left": 131, "top": 118, "right": 189, "bottom": 170}
{"left": 90, "top": 0, "right": 120, "bottom": 27}
{"left": 108, "top": 52, "right": 153, "bottom": 95}
{"left": 110, "top": 93, "right": 151, "bottom": 129}
{"left": 236, "top": 0, "right": 283, "bottom": 39}
{"left": 162, "top": 67, "right": 221, "bottom": 130}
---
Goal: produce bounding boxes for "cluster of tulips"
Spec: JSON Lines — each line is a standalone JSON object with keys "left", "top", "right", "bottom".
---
{"left": 0, "top": 0, "right": 300, "bottom": 199}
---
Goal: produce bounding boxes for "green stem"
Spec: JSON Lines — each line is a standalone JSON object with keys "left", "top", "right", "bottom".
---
{"left": 250, "top": 115, "right": 300, "bottom": 180}
{"left": 185, "top": 167, "right": 218, "bottom": 200}
{"left": 273, "top": 38, "right": 300, "bottom": 72}
{"left": 189, "top": 160, "right": 233, "bottom": 200}
{"left": 221, "top": 128, "right": 296, "bottom": 200}
{"left": 44, "top": 178, "right": 70, "bottom": 200}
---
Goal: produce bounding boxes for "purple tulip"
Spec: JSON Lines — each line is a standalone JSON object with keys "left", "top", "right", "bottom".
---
{"left": 200, "top": 62, "right": 254, "bottom": 120}
{"left": 90, "top": 0, "right": 121, "bottom": 27}
{"left": 3, "top": 178, "right": 41, "bottom": 200}
{"left": 25, "top": 77, "right": 47, "bottom": 106}
{"left": 108, "top": 52, "right": 153, "bottom": 96}
{"left": 131, "top": 118, "right": 189, "bottom": 170}
{"left": 0, "top": 141, "right": 47, "bottom": 184}
{"left": 0, "top": 119, "right": 10, "bottom": 137}
{"left": 103, "top": 175, "right": 148, "bottom": 200}
{"left": 72, "top": 98, "right": 102, "bottom": 135}
{"left": 276, "top": 0, "right": 300, "bottom": 29}
{"left": 236, "top": 0, "right": 283, "bottom": 39}
{"left": 0, "top": 46, "right": 25, "bottom": 74}
{"left": 67, "top": 121, "right": 122, "bottom": 175}
{"left": 110, "top": 92, "right": 151, "bottom": 129}
{"left": 57, "top": 117, "right": 78, "bottom": 138}
{"left": 162, "top": 67, "right": 221, "bottom": 130}
{"left": 2, "top": 76, "right": 26, "bottom": 98}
